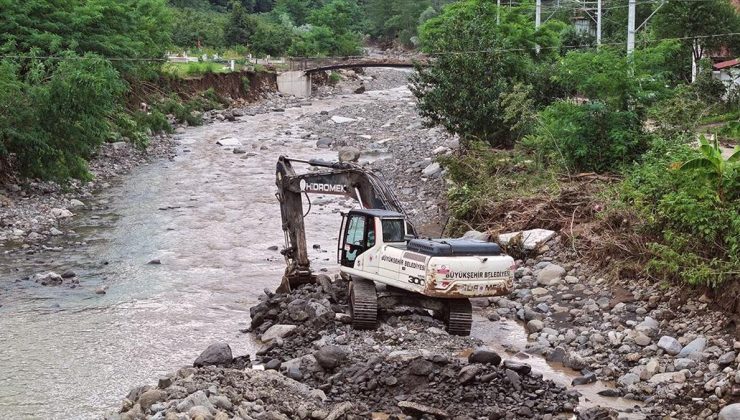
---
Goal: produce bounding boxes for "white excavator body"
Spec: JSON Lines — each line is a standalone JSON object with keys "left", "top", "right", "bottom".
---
{"left": 339, "top": 211, "right": 515, "bottom": 299}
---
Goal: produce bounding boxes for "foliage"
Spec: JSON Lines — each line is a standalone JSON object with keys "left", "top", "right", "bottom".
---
{"left": 653, "top": 0, "right": 740, "bottom": 81}
{"left": 648, "top": 86, "right": 711, "bottom": 138}
{"left": 621, "top": 137, "right": 740, "bottom": 287}
{"left": 1, "top": 55, "right": 126, "bottom": 180}
{"left": 162, "top": 61, "right": 227, "bottom": 77}
{"left": 329, "top": 71, "right": 341, "bottom": 85}
{"left": 171, "top": 7, "right": 227, "bottom": 48}
{"left": 410, "top": 0, "right": 566, "bottom": 148}
{"left": 680, "top": 136, "right": 740, "bottom": 201}
{"left": 555, "top": 42, "right": 681, "bottom": 112}
{"left": 439, "top": 142, "right": 559, "bottom": 229}
{"left": 0, "top": 0, "right": 173, "bottom": 77}
{"left": 522, "top": 101, "right": 647, "bottom": 173}
{"left": 364, "top": 0, "right": 444, "bottom": 46}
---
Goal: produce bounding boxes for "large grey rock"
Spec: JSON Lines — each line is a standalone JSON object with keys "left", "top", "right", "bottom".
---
{"left": 330, "top": 115, "right": 356, "bottom": 124}
{"left": 719, "top": 404, "right": 740, "bottom": 420}
{"left": 176, "top": 390, "right": 214, "bottom": 413}
{"left": 261, "top": 324, "right": 296, "bottom": 343}
{"left": 422, "top": 162, "right": 442, "bottom": 177}
{"left": 51, "top": 208, "right": 73, "bottom": 218}
{"left": 678, "top": 337, "right": 707, "bottom": 358}
{"left": 563, "top": 352, "right": 587, "bottom": 370}
{"left": 398, "top": 401, "right": 448, "bottom": 418}
{"left": 216, "top": 137, "right": 241, "bottom": 146}
{"left": 137, "top": 389, "right": 166, "bottom": 411}
{"left": 338, "top": 147, "right": 360, "bottom": 162}
{"left": 462, "top": 230, "right": 490, "bottom": 242}
{"left": 497, "top": 229, "right": 556, "bottom": 251}
{"left": 719, "top": 351, "right": 736, "bottom": 366}
{"left": 458, "top": 364, "right": 480, "bottom": 384}
{"left": 634, "top": 332, "right": 652, "bottom": 347}
{"left": 674, "top": 358, "right": 697, "bottom": 370}
{"left": 526, "top": 319, "right": 544, "bottom": 333}
{"left": 31, "top": 271, "right": 64, "bottom": 286}
{"left": 193, "top": 342, "right": 232, "bottom": 367}
{"left": 468, "top": 348, "right": 501, "bottom": 365}
{"left": 636, "top": 317, "right": 659, "bottom": 336}
{"left": 657, "top": 336, "right": 682, "bottom": 355}
{"left": 314, "top": 345, "right": 348, "bottom": 370}
{"left": 536, "top": 264, "right": 565, "bottom": 285}
{"left": 618, "top": 373, "right": 640, "bottom": 387}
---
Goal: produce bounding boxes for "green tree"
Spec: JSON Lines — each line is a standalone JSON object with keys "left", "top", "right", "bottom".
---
{"left": 308, "top": 0, "right": 364, "bottom": 35}
{"left": 680, "top": 136, "right": 740, "bottom": 201}
{"left": 0, "top": 0, "right": 172, "bottom": 76}
{"left": 224, "top": 2, "right": 258, "bottom": 45}
{"left": 652, "top": 0, "right": 740, "bottom": 82}
{"left": 171, "top": 8, "right": 227, "bottom": 47}
{"left": 409, "top": 0, "right": 566, "bottom": 148}
{"left": 365, "top": 0, "right": 432, "bottom": 46}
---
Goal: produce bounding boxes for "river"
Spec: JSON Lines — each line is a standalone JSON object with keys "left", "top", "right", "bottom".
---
{"left": 0, "top": 72, "right": 639, "bottom": 419}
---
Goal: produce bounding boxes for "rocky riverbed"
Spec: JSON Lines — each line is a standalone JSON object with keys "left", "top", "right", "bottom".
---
{"left": 112, "top": 279, "right": 581, "bottom": 420}
{"left": 5, "top": 67, "right": 740, "bottom": 419}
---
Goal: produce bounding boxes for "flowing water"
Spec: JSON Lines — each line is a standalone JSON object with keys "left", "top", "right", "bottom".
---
{"left": 0, "top": 79, "right": 638, "bottom": 419}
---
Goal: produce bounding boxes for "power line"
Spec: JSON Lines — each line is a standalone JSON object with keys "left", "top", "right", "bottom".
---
{"left": 426, "top": 32, "right": 740, "bottom": 56}
{"left": 0, "top": 55, "right": 166, "bottom": 62}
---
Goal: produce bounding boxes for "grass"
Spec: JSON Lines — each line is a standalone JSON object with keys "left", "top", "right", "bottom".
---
{"left": 161, "top": 62, "right": 230, "bottom": 78}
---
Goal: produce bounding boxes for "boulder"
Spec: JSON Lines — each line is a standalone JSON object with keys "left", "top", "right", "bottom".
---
{"left": 261, "top": 324, "right": 296, "bottom": 343}
{"left": 526, "top": 319, "right": 544, "bottom": 333}
{"left": 617, "top": 373, "right": 640, "bottom": 387}
{"left": 458, "top": 364, "right": 480, "bottom": 384}
{"left": 422, "top": 162, "right": 442, "bottom": 178}
{"left": 314, "top": 345, "right": 348, "bottom": 370}
{"left": 719, "top": 404, "right": 740, "bottom": 420}
{"left": 193, "top": 342, "right": 233, "bottom": 367}
{"left": 31, "top": 271, "right": 64, "bottom": 286}
{"left": 330, "top": 116, "right": 356, "bottom": 124}
{"left": 398, "top": 401, "right": 448, "bottom": 419}
{"left": 657, "top": 336, "right": 682, "bottom": 356}
{"left": 51, "top": 208, "right": 74, "bottom": 218}
{"left": 678, "top": 337, "right": 707, "bottom": 358}
{"left": 176, "top": 390, "right": 214, "bottom": 413}
{"left": 137, "top": 389, "right": 166, "bottom": 411}
{"left": 536, "top": 264, "right": 565, "bottom": 285}
{"left": 468, "top": 348, "right": 502, "bottom": 366}
{"left": 462, "top": 230, "right": 489, "bottom": 242}
{"left": 338, "top": 147, "right": 360, "bottom": 163}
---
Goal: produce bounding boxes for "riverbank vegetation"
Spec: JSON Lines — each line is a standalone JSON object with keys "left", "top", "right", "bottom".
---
{"left": 412, "top": 0, "right": 739, "bottom": 289}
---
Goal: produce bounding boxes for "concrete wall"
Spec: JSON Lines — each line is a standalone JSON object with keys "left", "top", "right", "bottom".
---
{"left": 277, "top": 71, "right": 311, "bottom": 98}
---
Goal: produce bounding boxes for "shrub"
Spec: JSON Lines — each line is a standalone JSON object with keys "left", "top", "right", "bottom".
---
{"left": 1, "top": 54, "right": 126, "bottom": 180}
{"left": 328, "top": 71, "right": 341, "bottom": 85}
{"left": 521, "top": 101, "right": 647, "bottom": 173}
{"left": 621, "top": 137, "right": 740, "bottom": 287}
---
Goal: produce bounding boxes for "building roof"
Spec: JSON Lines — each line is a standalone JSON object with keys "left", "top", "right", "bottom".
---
{"left": 714, "top": 59, "right": 739, "bottom": 70}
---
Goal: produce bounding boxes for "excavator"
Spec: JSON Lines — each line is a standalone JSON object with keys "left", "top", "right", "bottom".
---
{"left": 275, "top": 156, "right": 515, "bottom": 335}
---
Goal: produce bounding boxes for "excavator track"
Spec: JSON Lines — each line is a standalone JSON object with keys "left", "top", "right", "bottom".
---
{"left": 446, "top": 299, "right": 473, "bottom": 336}
{"left": 349, "top": 278, "right": 378, "bottom": 330}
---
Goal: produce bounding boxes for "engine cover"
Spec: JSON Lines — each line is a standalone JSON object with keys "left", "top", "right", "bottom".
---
{"left": 407, "top": 238, "right": 502, "bottom": 257}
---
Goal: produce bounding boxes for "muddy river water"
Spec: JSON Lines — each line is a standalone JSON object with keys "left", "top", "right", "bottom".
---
{"left": 0, "top": 78, "right": 639, "bottom": 419}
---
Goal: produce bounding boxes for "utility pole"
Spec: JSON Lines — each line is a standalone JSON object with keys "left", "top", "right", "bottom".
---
{"left": 596, "top": 0, "right": 602, "bottom": 47}
{"left": 497, "top": 0, "right": 501, "bottom": 25}
{"left": 535, "top": 0, "right": 542, "bottom": 53}
{"left": 627, "top": 0, "right": 636, "bottom": 55}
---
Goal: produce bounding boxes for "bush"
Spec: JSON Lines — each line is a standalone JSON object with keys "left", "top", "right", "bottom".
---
{"left": 621, "top": 137, "right": 740, "bottom": 287}
{"left": 409, "top": 1, "right": 565, "bottom": 148}
{"left": 1, "top": 54, "right": 126, "bottom": 180}
{"left": 521, "top": 101, "right": 647, "bottom": 173}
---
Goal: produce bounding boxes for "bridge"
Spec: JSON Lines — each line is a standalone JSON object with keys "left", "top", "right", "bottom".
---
{"left": 277, "top": 55, "right": 428, "bottom": 97}
{"left": 285, "top": 56, "right": 427, "bottom": 74}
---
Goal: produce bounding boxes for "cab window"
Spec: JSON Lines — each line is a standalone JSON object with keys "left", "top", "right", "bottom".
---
{"left": 346, "top": 215, "right": 366, "bottom": 245}
{"left": 382, "top": 219, "right": 405, "bottom": 242}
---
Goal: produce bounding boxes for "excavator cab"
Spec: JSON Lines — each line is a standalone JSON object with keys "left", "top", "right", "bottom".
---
{"left": 338, "top": 209, "right": 409, "bottom": 268}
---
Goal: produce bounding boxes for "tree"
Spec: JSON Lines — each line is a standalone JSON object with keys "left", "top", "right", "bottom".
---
{"left": 409, "top": 0, "right": 566, "bottom": 148}
{"left": 653, "top": 0, "right": 740, "bottom": 82}
{"left": 224, "top": 2, "right": 258, "bottom": 45}
{"left": 308, "top": 0, "right": 364, "bottom": 35}
{"left": 0, "top": 0, "right": 172, "bottom": 76}
{"left": 680, "top": 136, "right": 740, "bottom": 202}
{"left": 365, "top": 0, "right": 431, "bottom": 46}
{"left": 171, "top": 8, "right": 227, "bottom": 47}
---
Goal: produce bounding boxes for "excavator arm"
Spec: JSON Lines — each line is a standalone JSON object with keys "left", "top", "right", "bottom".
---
{"left": 275, "top": 156, "right": 410, "bottom": 291}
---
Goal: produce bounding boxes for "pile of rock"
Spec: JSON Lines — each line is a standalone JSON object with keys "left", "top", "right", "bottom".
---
{"left": 115, "top": 277, "right": 581, "bottom": 419}
{"left": 474, "top": 232, "right": 740, "bottom": 418}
